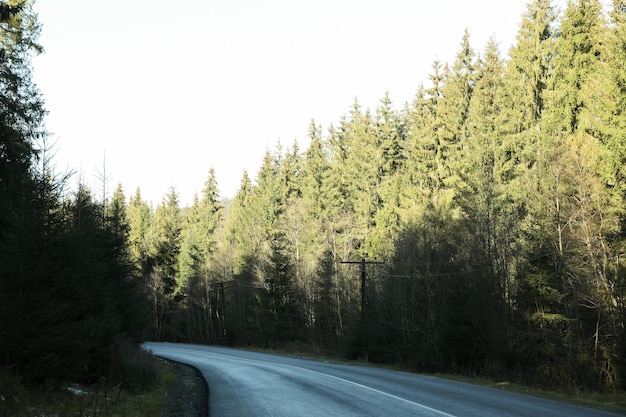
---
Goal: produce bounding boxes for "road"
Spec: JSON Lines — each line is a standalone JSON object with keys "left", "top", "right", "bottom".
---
{"left": 144, "top": 342, "right": 620, "bottom": 417}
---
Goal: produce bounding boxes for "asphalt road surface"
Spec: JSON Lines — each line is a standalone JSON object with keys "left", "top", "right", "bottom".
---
{"left": 144, "top": 342, "right": 620, "bottom": 417}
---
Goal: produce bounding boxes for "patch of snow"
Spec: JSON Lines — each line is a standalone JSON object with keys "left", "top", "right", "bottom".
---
{"left": 64, "top": 384, "right": 87, "bottom": 396}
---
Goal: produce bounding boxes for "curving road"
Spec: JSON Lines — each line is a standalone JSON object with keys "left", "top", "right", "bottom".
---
{"left": 144, "top": 342, "right": 620, "bottom": 417}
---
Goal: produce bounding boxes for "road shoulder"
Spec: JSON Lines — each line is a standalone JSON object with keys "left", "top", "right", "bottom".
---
{"left": 161, "top": 360, "right": 208, "bottom": 417}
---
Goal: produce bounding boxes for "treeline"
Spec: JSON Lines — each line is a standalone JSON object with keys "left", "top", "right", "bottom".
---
{"left": 0, "top": 0, "right": 151, "bottom": 389}
{"left": 131, "top": 0, "right": 626, "bottom": 391}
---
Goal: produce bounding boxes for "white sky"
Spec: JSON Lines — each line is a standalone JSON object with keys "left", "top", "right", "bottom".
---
{"left": 32, "top": 0, "right": 577, "bottom": 206}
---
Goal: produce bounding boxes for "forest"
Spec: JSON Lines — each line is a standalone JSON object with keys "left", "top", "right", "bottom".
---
{"left": 2, "top": 0, "right": 626, "bottom": 395}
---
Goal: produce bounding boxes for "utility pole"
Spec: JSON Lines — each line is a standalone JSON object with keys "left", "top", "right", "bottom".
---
{"left": 340, "top": 257, "right": 384, "bottom": 361}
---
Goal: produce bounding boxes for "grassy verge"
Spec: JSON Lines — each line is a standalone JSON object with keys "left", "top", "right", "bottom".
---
{"left": 0, "top": 358, "right": 175, "bottom": 417}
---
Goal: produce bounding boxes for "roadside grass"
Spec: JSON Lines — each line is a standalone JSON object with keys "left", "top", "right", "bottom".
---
{"left": 0, "top": 359, "right": 175, "bottom": 417}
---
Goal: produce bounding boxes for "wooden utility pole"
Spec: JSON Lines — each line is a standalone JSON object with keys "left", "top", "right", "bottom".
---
{"left": 340, "top": 257, "right": 384, "bottom": 361}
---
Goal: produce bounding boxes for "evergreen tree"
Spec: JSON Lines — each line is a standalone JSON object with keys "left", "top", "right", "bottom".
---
{"left": 127, "top": 188, "right": 153, "bottom": 275}
{"left": 342, "top": 100, "right": 379, "bottom": 254}
{"left": 301, "top": 120, "right": 328, "bottom": 217}
{"left": 500, "top": 0, "right": 557, "bottom": 201}
{"left": 376, "top": 92, "right": 405, "bottom": 176}
{"left": 582, "top": 0, "right": 626, "bottom": 198}
{"left": 462, "top": 37, "right": 513, "bottom": 278}
{"left": 179, "top": 170, "right": 224, "bottom": 342}
{"left": 146, "top": 187, "right": 182, "bottom": 340}
{"left": 437, "top": 29, "right": 476, "bottom": 190}
{"left": 322, "top": 120, "right": 353, "bottom": 221}
{"left": 402, "top": 61, "right": 445, "bottom": 217}
{"left": 225, "top": 171, "right": 261, "bottom": 344}
{"left": 0, "top": 0, "right": 43, "bottom": 232}
{"left": 108, "top": 183, "right": 128, "bottom": 241}
{"left": 178, "top": 172, "right": 222, "bottom": 290}
{"left": 178, "top": 195, "right": 203, "bottom": 294}
{"left": 504, "top": 0, "right": 556, "bottom": 131}
{"left": 279, "top": 141, "right": 303, "bottom": 202}
{"left": 544, "top": 0, "right": 605, "bottom": 135}
{"left": 224, "top": 170, "right": 255, "bottom": 275}
{"left": 149, "top": 187, "right": 182, "bottom": 294}
{"left": 363, "top": 94, "right": 406, "bottom": 258}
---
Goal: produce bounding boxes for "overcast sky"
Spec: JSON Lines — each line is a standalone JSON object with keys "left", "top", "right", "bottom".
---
{"left": 32, "top": 0, "right": 579, "bottom": 206}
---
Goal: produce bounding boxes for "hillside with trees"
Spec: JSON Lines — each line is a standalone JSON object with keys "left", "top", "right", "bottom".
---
{"left": 2, "top": 0, "right": 626, "bottom": 396}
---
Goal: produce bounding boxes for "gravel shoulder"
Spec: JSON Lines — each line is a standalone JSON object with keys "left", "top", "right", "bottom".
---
{"left": 161, "top": 360, "right": 209, "bottom": 417}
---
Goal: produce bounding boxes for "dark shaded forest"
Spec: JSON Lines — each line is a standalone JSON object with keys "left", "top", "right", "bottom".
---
{"left": 2, "top": 0, "right": 626, "bottom": 396}
{"left": 0, "top": 0, "right": 151, "bottom": 393}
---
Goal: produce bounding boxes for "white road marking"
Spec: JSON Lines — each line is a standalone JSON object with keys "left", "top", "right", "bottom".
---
{"left": 284, "top": 365, "right": 457, "bottom": 417}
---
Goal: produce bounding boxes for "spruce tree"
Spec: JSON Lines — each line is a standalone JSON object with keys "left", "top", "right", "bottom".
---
{"left": 127, "top": 188, "right": 153, "bottom": 275}
{"left": 145, "top": 187, "right": 182, "bottom": 340}
{"left": 301, "top": 120, "right": 328, "bottom": 217}
{"left": 179, "top": 170, "right": 223, "bottom": 290}
{"left": 504, "top": 0, "right": 556, "bottom": 131}
{"left": 438, "top": 29, "right": 476, "bottom": 184}
{"left": 402, "top": 61, "right": 445, "bottom": 217}
{"left": 225, "top": 170, "right": 255, "bottom": 275}
{"left": 342, "top": 100, "right": 379, "bottom": 254}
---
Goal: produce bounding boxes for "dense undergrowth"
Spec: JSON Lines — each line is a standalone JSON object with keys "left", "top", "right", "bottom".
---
{"left": 0, "top": 344, "right": 172, "bottom": 417}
